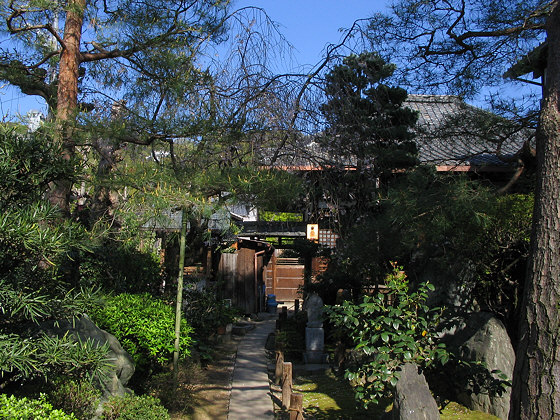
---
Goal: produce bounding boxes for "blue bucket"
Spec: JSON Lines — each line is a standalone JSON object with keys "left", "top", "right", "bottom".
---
{"left": 267, "top": 294, "right": 278, "bottom": 313}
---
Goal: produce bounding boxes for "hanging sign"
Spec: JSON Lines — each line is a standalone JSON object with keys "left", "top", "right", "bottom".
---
{"left": 307, "top": 224, "right": 319, "bottom": 241}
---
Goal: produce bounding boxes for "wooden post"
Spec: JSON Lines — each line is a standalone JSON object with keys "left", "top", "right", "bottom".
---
{"left": 275, "top": 350, "right": 284, "bottom": 385}
{"left": 289, "top": 393, "right": 304, "bottom": 420}
{"left": 295, "top": 299, "right": 299, "bottom": 313}
{"left": 282, "top": 361, "right": 293, "bottom": 410}
{"left": 271, "top": 252, "right": 277, "bottom": 296}
{"left": 280, "top": 306, "right": 288, "bottom": 321}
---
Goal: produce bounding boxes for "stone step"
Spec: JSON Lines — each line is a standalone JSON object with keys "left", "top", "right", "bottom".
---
{"left": 232, "top": 323, "right": 255, "bottom": 336}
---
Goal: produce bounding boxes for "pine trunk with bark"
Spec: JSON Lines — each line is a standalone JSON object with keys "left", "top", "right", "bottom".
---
{"left": 510, "top": 3, "right": 560, "bottom": 418}
{"left": 48, "top": 0, "right": 86, "bottom": 216}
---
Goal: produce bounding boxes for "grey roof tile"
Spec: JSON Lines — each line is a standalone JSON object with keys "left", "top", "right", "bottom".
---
{"left": 262, "top": 94, "right": 532, "bottom": 170}
{"left": 405, "top": 94, "right": 531, "bottom": 167}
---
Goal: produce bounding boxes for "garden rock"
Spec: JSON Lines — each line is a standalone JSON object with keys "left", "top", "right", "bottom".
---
{"left": 39, "top": 315, "right": 135, "bottom": 397}
{"left": 392, "top": 363, "right": 439, "bottom": 420}
{"left": 419, "top": 262, "right": 477, "bottom": 310}
{"left": 443, "top": 312, "right": 514, "bottom": 420}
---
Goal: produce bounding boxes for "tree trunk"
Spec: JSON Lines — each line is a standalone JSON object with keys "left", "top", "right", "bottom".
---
{"left": 90, "top": 136, "right": 118, "bottom": 223}
{"left": 48, "top": 0, "right": 86, "bottom": 216}
{"left": 173, "top": 207, "right": 188, "bottom": 387}
{"left": 510, "top": 4, "right": 560, "bottom": 418}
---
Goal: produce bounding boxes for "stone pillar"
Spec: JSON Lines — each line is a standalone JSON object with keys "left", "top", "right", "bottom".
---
{"left": 304, "top": 293, "right": 327, "bottom": 364}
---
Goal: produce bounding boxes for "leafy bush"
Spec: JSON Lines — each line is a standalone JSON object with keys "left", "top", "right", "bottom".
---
{"left": 48, "top": 378, "right": 101, "bottom": 420}
{"left": 326, "top": 264, "right": 448, "bottom": 408}
{"left": 91, "top": 293, "right": 192, "bottom": 368}
{"left": 78, "top": 241, "right": 163, "bottom": 293}
{"left": 0, "top": 393, "right": 77, "bottom": 420}
{"left": 183, "top": 288, "right": 240, "bottom": 345}
{"left": 102, "top": 394, "right": 169, "bottom": 420}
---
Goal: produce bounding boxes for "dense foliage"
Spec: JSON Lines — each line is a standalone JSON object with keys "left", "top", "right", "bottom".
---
{"left": 0, "top": 129, "right": 109, "bottom": 389}
{"left": 365, "top": 3, "right": 558, "bottom": 413}
{"left": 78, "top": 241, "right": 163, "bottom": 294}
{"left": 102, "top": 394, "right": 169, "bottom": 420}
{"left": 310, "top": 52, "right": 418, "bottom": 238}
{"left": 319, "top": 52, "right": 418, "bottom": 169}
{"left": 91, "top": 293, "right": 193, "bottom": 369}
{"left": 48, "top": 378, "right": 101, "bottom": 420}
{"left": 0, "top": 394, "right": 76, "bottom": 420}
{"left": 0, "top": 129, "right": 81, "bottom": 284}
{"left": 327, "top": 264, "right": 448, "bottom": 407}
{"left": 183, "top": 288, "right": 240, "bottom": 341}
{"left": 314, "top": 168, "right": 533, "bottom": 337}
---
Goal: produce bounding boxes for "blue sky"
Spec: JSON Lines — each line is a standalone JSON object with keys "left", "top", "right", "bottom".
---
{"left": 0, "top": 79, "right": 47, "bottom": 119}
{"left": 234, "top": 0, "right": 387, "bottom": 70}
{"left": 0, "top": 1, "right": 539, "bottom": 118}
{"left": 0, "top": 1, "right": 385, "bottom": 119}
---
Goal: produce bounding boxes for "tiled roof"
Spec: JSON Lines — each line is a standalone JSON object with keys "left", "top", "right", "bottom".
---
{"left": 405, "top": 94, "right": 531, "bottom": 168}
{"left": 261, "top": 94, "right": 533, "bottom": 171}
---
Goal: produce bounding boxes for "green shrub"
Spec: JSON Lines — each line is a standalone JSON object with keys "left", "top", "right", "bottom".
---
{"left": 90, "top": 293, "right": 192, "bottom": 368}
{"left": 326, "top": 263, "right": 448, "bottom": 408}
{"left": 78, "top": 242, "right": 162, "bottom": 294}
{"left": 0, "top": 393, "right": 77, "bottom": 420}
{"left": 260, "top": 211, "right": 303, "bottom": 222}
{"left": 48, "top": 378, "right": 101, "bottom": 420}
{"left": 472, "top": 193, "right": 533, "bottom": 332}
{"left": 183, "top": 288, "right": 241, "bottom": 354}
{"left": 102, "top": 394, "right": 169, "bottom": 420}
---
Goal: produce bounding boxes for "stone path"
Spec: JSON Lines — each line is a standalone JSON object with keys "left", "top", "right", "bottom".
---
{"left": 227, "top": 316, "right": 275, "bottom": 420}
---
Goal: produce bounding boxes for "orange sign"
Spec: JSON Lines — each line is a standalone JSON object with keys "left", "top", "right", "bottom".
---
{"left": 307, "top": 224, "right": 319, "bottom": 241}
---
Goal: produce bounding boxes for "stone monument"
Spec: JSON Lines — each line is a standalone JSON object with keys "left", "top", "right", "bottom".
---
{"left": 304, "top": 293, "right": 327, "bottom": 364}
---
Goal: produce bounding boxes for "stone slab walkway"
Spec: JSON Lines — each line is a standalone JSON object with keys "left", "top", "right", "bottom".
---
{"left": 227, "top": 316, "right": 275, "bottom": 420}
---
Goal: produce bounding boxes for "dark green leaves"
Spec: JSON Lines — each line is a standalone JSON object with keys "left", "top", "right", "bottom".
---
{"left": 326, "top": 264, "right": 448, "bottom": 408}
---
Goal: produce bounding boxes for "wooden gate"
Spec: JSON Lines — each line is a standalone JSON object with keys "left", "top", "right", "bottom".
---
{"left": 219, "top": 249, "right": 260, "bottom": 314}
{"left": 264, "top": 253, "right": 305, "bottom": 302}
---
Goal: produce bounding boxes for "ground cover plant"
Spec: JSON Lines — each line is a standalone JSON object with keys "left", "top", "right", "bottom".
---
{"left": 283, "top": 371, "right": 501, "bottom": 420}
{"left": 440, "top": 402, "right": 500, "bottom": 420}
{"left": 292, "top": 370, "right": 386, "bottom": 419}
{"left": 47, "top": 378, "right": 101, "bottom": 420}
{"left": 102, "top": 394, "right": 169, "bottom": 420}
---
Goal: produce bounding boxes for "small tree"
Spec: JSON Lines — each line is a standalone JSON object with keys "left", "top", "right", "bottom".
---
{"left": 313, "top": 52, "right": 418, "bottom": 238}
{"left": 326, "top": 263, "right": 447, "bottom": 408}
{"left": 0, "top": 128, "right": 107, "bottom": 389}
